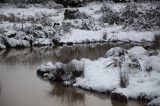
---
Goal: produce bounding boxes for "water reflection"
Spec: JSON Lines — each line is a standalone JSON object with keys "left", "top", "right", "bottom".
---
{"left": 0, "top": 43, "right": 137, "bottom": 64}
{"left": 49, "top": 83, "right": 85, "bottom": 106}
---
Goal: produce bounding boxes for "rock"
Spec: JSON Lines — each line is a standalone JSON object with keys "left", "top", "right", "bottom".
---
{"left": 111, "top": 92, "right": 128, "bottom": 102}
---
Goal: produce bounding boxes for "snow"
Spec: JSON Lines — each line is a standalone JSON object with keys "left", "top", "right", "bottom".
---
{"left": 107, "top": 30, "right": 160, "bottom": 42}
{"left": 60, "top": 29, "right": 104, "bottom": 43}
{"left": 37, "top": 61, "right": 56, "bottom": 73}
{"left": 148, "top": 97, "right": 160, "bottom": 106}
{"left": 144, "top": 56, "right": 160, "bottom": 72}
{"left": 0, "top": 43, "right": 6, "bottom": 49}
{"left": 128, "top": 46, "right": 147, "bottom": 56}
{"left": 33, "top": 38, "right": 53, "bottom": 46}
{"left": 75, "top": 47, "right": 160, "bottom": 100}
{"left": 59, "top": 25, "right": 160, "bottom": 43}
{"left": 74, "top": 58, "right": 120, "bottom": 92}
{"left": 3, "top": 37, "right": 30, "bottom": 47}
{"left": 113, "top": 71, "right": 160, "bottom": 100}
{"left": 0, "top": 7, "right": 57, "bottom": 19}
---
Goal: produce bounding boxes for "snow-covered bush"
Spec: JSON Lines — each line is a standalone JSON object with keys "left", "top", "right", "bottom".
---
{"left": 80, "top": 18, "right": 102, "bottom": 31}
{"left": 105, "top": 47, "right": 128, "bottom": 58}
{"left": 37, "top": 59, "right": 85, "bottom": 83}
{"left": 32, "top": 38, "right": 53, "bottom": 46}
{"left": 99, "top": 5, "right": 119, "bottom": 25}
{"left": 42, "top": 0, "right": 64, "bottom": 9}
{"left": 105, "top": 47, "right": 141, "bottom": 72}
{"left": 33, "top": 30, "right": 46, "bottom": 38}
{"left": 64, "top": 8, "right": 89, "bottom": 20}
{"left": 2, "top": 36, "right": 30, "bottom": 48}
{"left": 43, "top": 26, "right": 55, "bottom": 38}
{"left": 41, "top": 18, "right": 54, "bottom": 26}
{"left": 61, "top": 21, "right": 75, "bottom": 33}
{"left": 121, "top": 4, "right": 160, "bottom": 31}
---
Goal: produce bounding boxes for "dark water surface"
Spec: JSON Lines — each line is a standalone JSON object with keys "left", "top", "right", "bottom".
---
{"left": 0, "top": 43, "right": 149, "bottom": 106}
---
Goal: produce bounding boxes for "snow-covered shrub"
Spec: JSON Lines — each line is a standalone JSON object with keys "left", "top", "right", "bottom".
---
{"left": 105, "top": 47, "right": 141, "bottom": 72}
{"left": 41, "top": 18, "right": 54, "bottom": 26}
{"left": 42, "top": 0, "right": 63, "bottom": 9}
{"left": 37, "top": 59, "right": 85, "bottom": 83}
{"left": 33, "top": 30, "right": 46, "bottom": 38}
{"left": 80, "top": 18, "right": 102, "bottom": 31}
{"left": 64, "top": 8, "right": 89, "bottom": 20}
{"left": 64, "top": 9, "right": 79, "bottom": 19}
{"left": 61, "top": 21, "right": 74, "bottom": 33}
{"left": 43, "top": 26, "right": 55, "bottom": 38}
{"left": 99, "top": 5, "right": 119, "bottom": 25}
{"left": 121, "top": 4, "right": 160, "bottom": 31}
{"left": 68, "top": 59, "right": 85, "bottom": 78}
{"left": 105, "top": 47, "right": 128, "bottom": 58}
{"left": 32, "top": 38, "right": 53, "bottom": 46}
{"left": 2, "top": 36, "right": 30, "bottom": 48}
{"left": 37, "top": 62, "right": 56, "bottom": 74}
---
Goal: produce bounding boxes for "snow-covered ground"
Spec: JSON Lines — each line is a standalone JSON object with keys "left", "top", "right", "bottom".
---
{"left": 37, "top": 46, "right": 160, "bottom": 104}
{"left": 148, "top": 97, "right": 160, "bottom": 106}
{"left": 0, "top": 1, "right": 160, "bottom": 49}
{"left": 60, "top": 26, "right": 160, "bottom": 43}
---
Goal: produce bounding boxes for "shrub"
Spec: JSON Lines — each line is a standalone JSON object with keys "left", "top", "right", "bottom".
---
{"left": 99, "top": 5, "right": 119, "bottom": 25}
{"left": 61, "top": 21, "right": 74, "bottom": 33}
{"left": 64, "top": 8, "right": 89, "bottom": 20}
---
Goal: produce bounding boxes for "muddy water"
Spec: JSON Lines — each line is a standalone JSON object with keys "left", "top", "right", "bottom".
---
{"left": 0, "top": 44, "right": 148, "bottom": 106}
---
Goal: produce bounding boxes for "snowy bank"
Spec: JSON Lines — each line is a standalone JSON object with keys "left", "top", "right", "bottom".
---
{"left": 37, "top": 46, "right": 160, "bottom": 102}
{"left": 1, "top": 2, "right": 160, "bottom": 48}
{"left": 148, "top": 97, "right": 160, "bottom": 106}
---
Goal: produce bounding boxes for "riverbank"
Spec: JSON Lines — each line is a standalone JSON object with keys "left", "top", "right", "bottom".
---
{"left": 37, "top": 46, "right": 160, "bottom": 105}
{"left": 0, "top": 1, "right": 160, "bottom": 49}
